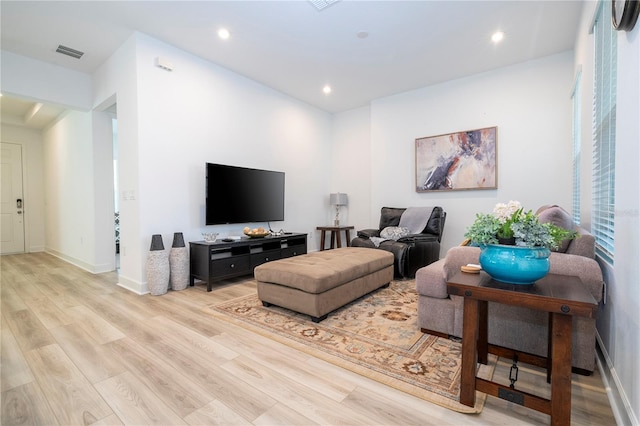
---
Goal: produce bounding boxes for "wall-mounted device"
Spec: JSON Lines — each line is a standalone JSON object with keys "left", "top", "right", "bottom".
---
{"left": 154, "top": 56, "right": 173, "bottom": 72}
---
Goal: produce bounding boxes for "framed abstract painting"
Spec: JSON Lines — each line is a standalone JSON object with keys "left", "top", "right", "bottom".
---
{"left": 415, "top": 126, "right": 497, "bottom": 192}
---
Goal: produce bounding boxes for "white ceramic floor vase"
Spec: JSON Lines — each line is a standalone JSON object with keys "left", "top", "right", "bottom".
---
{"left": 170, "top": 232, "right": 189, "bottom": 291}
{"left": 146, "top": 234, "right": 169, "bottom": 295}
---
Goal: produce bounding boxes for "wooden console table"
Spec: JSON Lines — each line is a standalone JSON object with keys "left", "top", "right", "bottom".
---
{"left": 447, "top": 272, "right": 597, "bottom": 425}
{"left": 316, "top": 225, "right": 354, "bottom": 250}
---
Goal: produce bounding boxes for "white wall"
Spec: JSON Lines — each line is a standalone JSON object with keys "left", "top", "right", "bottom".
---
{"left": 612, "top": 24, "right": 640, "bottom": 424}
{"left": 330, "top": 106, "right": 372, "bottom": 230}
{"left": 93, "top": 33, "right": 334, "bottom": 293}
{"left": 41, "top": 110, "right": 115, "bottom": 272}
{"left": 0, "top": 124, "right": 45, "bottom": 252}
{"left": 92, "top": 35, "right": 142, "bottom": 291}
{"left": 1, "top": 50, "right": 92, "bottom": 110}
{"left": 573, "top": 3, "right": 640, "bottom": 424}
{"left": 336, "top": 52, "right": 574, "bottom": 253}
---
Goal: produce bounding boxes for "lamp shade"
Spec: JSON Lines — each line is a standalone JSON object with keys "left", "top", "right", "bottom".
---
{"left": 329, "top": 193, "right": 348, "bottom": 206}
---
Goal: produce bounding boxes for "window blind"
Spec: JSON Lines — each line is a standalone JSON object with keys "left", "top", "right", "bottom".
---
{"left": 592, "top": 1, "right": 617, "bottom": 264}
{"left": 572, "top": 70, "right": 582, "bottom": 225}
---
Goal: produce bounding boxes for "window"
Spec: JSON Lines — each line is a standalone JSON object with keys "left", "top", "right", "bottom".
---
{"left": 572, "top": 69, "right": 582, "bottom": 225}
{"left": 592, "top": 0, "right": 617, "bottom": 264}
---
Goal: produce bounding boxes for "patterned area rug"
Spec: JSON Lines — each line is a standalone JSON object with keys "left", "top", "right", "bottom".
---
{"left": 210, "top": 279, "right": 495, "bottom": 413}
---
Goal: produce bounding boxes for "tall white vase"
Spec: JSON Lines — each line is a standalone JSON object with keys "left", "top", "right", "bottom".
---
{"left": 170, "top": 232, "right": 189, "bottom": 291}
{"left": 146, "top": 234, "right": 169, "bottom": 295}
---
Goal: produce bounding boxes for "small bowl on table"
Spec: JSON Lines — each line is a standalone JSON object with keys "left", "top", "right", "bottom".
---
{"left": 244, "top": 228, "right": 270, "bottom": 238}
{"left": 202, "top": 232, "right": 219, "bottom": 243}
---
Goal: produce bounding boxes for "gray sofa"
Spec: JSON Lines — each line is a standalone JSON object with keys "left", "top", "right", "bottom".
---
{"left": 415, "top": 206, "right": 604, "bottom": 373}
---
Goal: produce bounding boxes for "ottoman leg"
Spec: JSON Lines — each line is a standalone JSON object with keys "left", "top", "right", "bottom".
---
{"left": 311, "top": 314, "right": 328, "bottom": 323}
{"left": 262, "top": 301, "right": 272, "bottom": 307}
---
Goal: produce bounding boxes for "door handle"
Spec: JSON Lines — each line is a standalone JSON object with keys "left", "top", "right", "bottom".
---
{"left": 17, "top": 199, "right": 23, "bottom": 209}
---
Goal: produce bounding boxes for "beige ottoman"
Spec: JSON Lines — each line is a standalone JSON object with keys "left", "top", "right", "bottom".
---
{"left": 254, "top": 247, "right": 394, "bottom": 322}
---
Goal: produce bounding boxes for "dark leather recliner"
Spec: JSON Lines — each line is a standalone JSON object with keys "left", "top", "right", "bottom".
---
{"left": 351, "top": 206, "right": 446, "bottom": 278}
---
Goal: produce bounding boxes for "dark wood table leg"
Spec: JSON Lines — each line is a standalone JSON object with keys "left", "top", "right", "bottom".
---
{"left": 550, "top": 313, "right": 572, "bottom": 426}
{"left": 478, "top": 300, "right": 488, "bottom": 365}
{"left": 345, "top": 229, "right": 352, "bottom": 246}
{"left": 460, "top": 297, "right": 479, "bottom": 407}
{"left": 547, "top": 312, "right": 553, "bottom": 383}
{"left": 320, "top": 230, "right": 327, "bottom": 251}
{"left": 336, "top": 230, "right": 342, "bottom": 248}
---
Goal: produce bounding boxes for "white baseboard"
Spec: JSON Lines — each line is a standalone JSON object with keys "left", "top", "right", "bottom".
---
{"left": 117, "top": 274, "right": 149, "bottom": 295}
{"left": 596, "top": 333, "right": 638, "bottom": 425}
{"left": 45, "top": 249, "right": 110, "bottom": 274}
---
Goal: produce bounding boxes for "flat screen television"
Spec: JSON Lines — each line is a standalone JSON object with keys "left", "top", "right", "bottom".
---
{"left": 206, "top": 163, "right": 285, "bottom": 225}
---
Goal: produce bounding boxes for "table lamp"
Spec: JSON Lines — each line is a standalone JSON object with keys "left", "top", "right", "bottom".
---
{"left": 329, "top": 192, "right": 348, "bottom": 226}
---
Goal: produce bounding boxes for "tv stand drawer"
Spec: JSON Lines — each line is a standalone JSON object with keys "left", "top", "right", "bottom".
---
{"left": 251, "top": 250, "right": 281, "bottom": 268}
{"left": 281, "top": 246, "right": 306, "bottom": 258}
{"left": 211, "top": 256, "right": 251, "bottom": 277}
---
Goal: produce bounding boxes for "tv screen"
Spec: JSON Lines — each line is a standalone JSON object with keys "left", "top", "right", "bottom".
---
{"left": 206, "top": 163, "right": 285, "bottom": 225}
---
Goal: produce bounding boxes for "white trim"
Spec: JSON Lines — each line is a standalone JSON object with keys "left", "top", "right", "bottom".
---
{"left": 596, "top": 332, "right": 637, "bottom": 426}
{"left": 589, "top": 0, "right": 604, "bottom": 34}
{"left": 117, "top": 274, "right": 148, "bottom": 295}
{"left": 571, "top": 65, "right": 583, "bottom": 98}
{"left": 45, "top": 248, "right": 115, "bottom": 274}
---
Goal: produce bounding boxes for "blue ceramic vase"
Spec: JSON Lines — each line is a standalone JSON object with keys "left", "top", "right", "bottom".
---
{"left": 479, "top": 244, "right": 551, "bottom": 285}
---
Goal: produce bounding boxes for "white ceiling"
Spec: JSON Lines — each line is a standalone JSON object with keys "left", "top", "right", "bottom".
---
{"left": 1, "top": 0, "right": 583, "bottom": 129}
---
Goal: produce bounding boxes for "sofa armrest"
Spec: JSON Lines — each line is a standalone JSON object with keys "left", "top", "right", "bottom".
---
{"left": 442, "top": 246, "right": 481, "bottom": 281}
{"left": 415, "top": 259, "right": 448, "bottom": 298}
{"left": 549, "top": 252, "right": 603, "bottom": 302}
{"left": 415, "top": 246, "right": 481, "bottom": 300}
{"left": 357, "top": 229, "right": 380, "bottom": 238}
{"left": 565, "top": 227, "right": 596, "bottom": 259}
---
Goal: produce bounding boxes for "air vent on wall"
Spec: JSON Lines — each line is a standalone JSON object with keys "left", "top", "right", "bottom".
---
{"left": 309, "top": 0, "right": 340, "bottom": 11}
{"left": 56, "top": 44, "right": 84, "bottom": 59}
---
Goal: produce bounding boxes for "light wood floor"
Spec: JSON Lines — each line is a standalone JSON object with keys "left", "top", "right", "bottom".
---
{"left": 1, "top": 252, "right": 616, "bottom": 425}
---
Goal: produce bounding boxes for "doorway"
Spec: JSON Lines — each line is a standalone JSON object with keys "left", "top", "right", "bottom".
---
{"left": 0, "top": 142, "right": 25, "bottom": 254}
{"left": 112, "top": 116, "right": 119, "bottom": 270}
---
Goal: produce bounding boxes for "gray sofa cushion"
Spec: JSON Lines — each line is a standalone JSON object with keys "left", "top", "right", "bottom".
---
{"left": 537, "top": 205, "right": 575, "bottom": 252}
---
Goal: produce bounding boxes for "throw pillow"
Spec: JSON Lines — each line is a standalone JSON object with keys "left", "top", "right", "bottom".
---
{"left": 537, "top": 205, "right": 575, "bottom": 253}
{"left": 380, "top": 226, "right": 410, "bottom": 241}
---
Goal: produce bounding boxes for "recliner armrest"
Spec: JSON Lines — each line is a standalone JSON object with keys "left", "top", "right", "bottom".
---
{"left": 357, "top": 229, "right": 380, "bottom": 239}
{"left": 397, "top": 234, "right": 438, "bottom": 244}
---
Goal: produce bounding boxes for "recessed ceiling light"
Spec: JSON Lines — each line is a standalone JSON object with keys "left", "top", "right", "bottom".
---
{"left": 491, "top": 31, "right": 505, "bottom": 43}
{"left": 323, "top": 85, "right": 332, "bottom": 94}
{"left": 309, "top": 0, "right": 340, "bottom": 11}
{"left": 356, "top": 30, "right": 369, "bottom": 39}
{"left": 218, "top": 28, "right": 230, "bottom": 40}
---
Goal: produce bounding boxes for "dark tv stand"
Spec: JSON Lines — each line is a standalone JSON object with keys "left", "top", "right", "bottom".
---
{"left": 189, "top": 233, "right": 307, "bottom": 291}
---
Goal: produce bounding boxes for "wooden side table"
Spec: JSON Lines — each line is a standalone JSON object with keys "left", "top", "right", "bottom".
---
{"left": 447, "top": 272, "right": 597, "bottom": 425}
{"left": 316, "top": 226, "right": 354, "bottom": 250}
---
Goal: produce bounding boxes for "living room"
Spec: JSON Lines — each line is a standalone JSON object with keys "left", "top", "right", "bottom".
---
{"left": 1, "top": 1, "right": 638, "bottom": 424}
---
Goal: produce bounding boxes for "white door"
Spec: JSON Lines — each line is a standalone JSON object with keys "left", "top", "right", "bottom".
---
{"left": 0, "top": 142, "right": 25, "bottom": 254}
